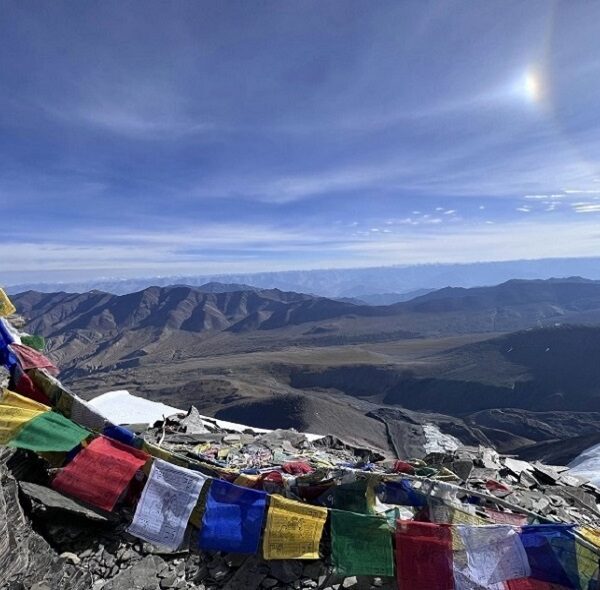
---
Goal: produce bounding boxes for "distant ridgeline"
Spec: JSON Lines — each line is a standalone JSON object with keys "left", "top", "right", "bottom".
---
{"left": 1, "top": 286, "right": 600, "bottom": 589}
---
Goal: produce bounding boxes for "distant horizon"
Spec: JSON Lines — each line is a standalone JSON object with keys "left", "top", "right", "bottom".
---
{"left": 5, "top": 255, "right": 600, "bottom": 298}
{"left": 3, "top": 254, "right": 600, "bottom": 287}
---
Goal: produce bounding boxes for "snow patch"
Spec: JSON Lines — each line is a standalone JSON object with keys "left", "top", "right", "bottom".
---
{"left": 89, "top": 389, "right": 323, "bottom": 441}
{"left": 422, "top": 423, "right": 461, "bottom": 454}
{"left": 567, "top": 442, "right": 600, "bottom": 485}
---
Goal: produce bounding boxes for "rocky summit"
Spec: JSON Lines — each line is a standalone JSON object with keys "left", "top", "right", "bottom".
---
{"left": 2, "top": 402, "right": 600, "bottom": 589}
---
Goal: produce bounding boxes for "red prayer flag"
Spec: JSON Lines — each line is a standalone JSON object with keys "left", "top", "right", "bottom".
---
{"left": 52, "top": 436, "right": 148, "bottom": 512}
{"left": 13, "top": 366, "right": 51, "bottom": 405}
{"left": 282, "top": 461, "right": 314, "bottom": 475}
{"left": 9, "top": 343, "right": 59, "bottom": 375}
{"left": 395, "top": 520, "right": 454, "bottom": 590}
{"left": 392, "top": 460, "right": 415, "bottom": 474}
{"left": 506, "top": 579, "right": 571, "bottom": 589}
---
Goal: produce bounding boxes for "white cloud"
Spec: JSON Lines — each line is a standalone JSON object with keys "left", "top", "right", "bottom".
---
{"left": 516, "top": 206, "right": 531, "bottom": 212}
{"left": 573, "top": 203, "right": 600, "bottom": 213}
{"left": 5, "top": 218, "right": 600, "bottom": 277}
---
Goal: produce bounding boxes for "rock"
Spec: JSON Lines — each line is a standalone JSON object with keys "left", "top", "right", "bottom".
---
{"left": 223, "top": 555, "right": 269, "bottom": 590}
{"left": 59, "top": 552, "right": 81, "bottom": 565}
{"left": 269, "top": 560, "right": 303, "bottom": 584}
{"left": 0, "top": 450, "right": 93, "bottom": 589}
{"left": 342, "top": 578, "right": 358, "bottom": 588}
{"left": 209, "top": 563, "right": 230, "bottom": 582}
{"left": 19, "top": 480, "right": 108, "bottom": 523}
{"left": 302, "top": 562, "right": 325, "bottom": 580}
{"left": 101, "top": 555, "right": 167, "bottom": 590}
{"left": 159, "top": 574, "right": 177, "bottom": 589}
{"left": 262, "top": 578, "right": 278, "bottom": 588}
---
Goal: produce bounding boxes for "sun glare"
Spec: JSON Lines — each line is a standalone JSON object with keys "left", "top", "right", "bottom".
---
{"left": 522, "top": 68, "right": 543, "bottom": 104}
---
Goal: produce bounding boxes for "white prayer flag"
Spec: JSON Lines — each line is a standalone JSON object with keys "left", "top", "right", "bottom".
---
{"left": 128, "top": 459, "right": 207, "bottom": 550}
{"left": 456, "top": 525, "right": 531, "bottom": 586}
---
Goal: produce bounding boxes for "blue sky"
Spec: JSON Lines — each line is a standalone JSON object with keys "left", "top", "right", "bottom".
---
{"left": 2, "top": 1, "right": 600, "bottom": 283}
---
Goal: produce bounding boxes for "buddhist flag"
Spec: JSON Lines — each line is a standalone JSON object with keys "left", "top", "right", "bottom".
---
{"left": 0, "top": 403, "right": 47, "bottom": 444}
{"left": 455, "top": 525, "right": 530, "bottom": 586}
{"left": 8, "top": 343, "right": 58, "bottom": 375}
{"left": 127, "top": 459, "right": 207, "bottom": 551}
{"left": 318, "top": 478, "right": 372, "bottom": 514}
{"left": 579, "top": 527, "right": 600, "bottom": 549}
{"left": 331, "top": 509, "right": 394, "bottom": 577}
{"left": 376, "top": 480, "right": 427, "bottom": 507}
{"left": 1, "top": 389, "right": 49, "bottom": 412}
{"left": 69, "top": 397, "right": 107, "bottom": 432}
{"left": 575, "top": 539, "right": 599, "bottom": 590}
{"left": 506, "top": 578, "right": 573, "bottom": 589}
{"left": 52, "top": 436, "right": 148, "bottom": 512}
{"left": 8, "top": 411, "right": 90, "bottom": 452}
{"left": 519, "top": 525, "right": 585, "bottom": 588}
{"left": 262, "top": 494, "right": 327, "bottom": 560}
{"left": 395, "top": 520, "right": 454, "bottom": 590}
{"left": 0, "top": 289, "right": 15, "bottom": 317}
{"left": 199, "top": 479, "right": 267, "bottom": 554}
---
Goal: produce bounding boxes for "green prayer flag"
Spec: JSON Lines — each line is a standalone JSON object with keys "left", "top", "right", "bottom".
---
{"left": 331, "top": 509, "right": 394, "bottom": 577}
{"left": 8, "top": 411, "right": 90, "bottom": 452}
{"left": 321, "top": 479, "right": 370, "bottom": 513}
{"left": 21, "top": 334, "right": 46, "bottom": 351}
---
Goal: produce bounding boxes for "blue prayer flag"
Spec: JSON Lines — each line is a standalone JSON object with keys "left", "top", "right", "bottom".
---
{"left": 199, "top": 479, "right": 267, "bottom": 554}
{"left": 103, "top": 424, "right": 137, "bottom": 446}
{"left": 376, "top": 480, "right": 426, "bottom": 507}
{"left": 519, "top": 524, "right": 579, "bottom": 589}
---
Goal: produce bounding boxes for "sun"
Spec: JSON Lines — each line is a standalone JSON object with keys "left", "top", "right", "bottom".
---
{"left": 522, "top": 68, "right": 544, "bottom": 104}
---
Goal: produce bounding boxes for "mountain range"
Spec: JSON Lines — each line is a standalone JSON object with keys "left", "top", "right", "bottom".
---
{"left": 7, "top": 256, "right": 600, "bottom": 297}
{"left": 10, "top": 276, "right": 600, "bottom": 460}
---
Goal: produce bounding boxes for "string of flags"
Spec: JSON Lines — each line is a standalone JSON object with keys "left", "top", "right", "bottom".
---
{"left": 1, "top": 288, "right": 600, "bottom": 589}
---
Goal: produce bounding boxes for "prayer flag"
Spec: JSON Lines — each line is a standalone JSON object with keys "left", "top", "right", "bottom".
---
{"left": 376, "top": 480, "right": 427, "bottom": 507}
{"left": 579, "top": 527, "right": 600, "bottom": 549}
{"left": 1, "top": 389, "right": 49, "bottom": 412}
{"left": 20, "top": 335, "right": 45, "bottom": 351}
{"left": 0, "top": 289, "right": 15, "bottom": 317}
{"left": 262, "top": 494, "right": 327, "bottom": 560}
{"left": 15, "top": 410, "right": 87, "bottom": 451}
{"left": 318, "top": 478, "right": 371, "bottom": 513}
{"left": 0, "top": 404, "right": 47, "bottom": 444}
{"left": 331, "top": 509, "right": 394, "bottom": 577}
{"left": 506, "top": 579, "right": 572, "bottom": 589}
{"left": 519, "top": 525, "right": 579, "bottom": 588}
{"left": 395, "top": 520, "right": 454, "bottom": 590}
{"left": 8, "top": 343, "right": 58, "bottom": 375}
{"left": 52, "top": 436, "right": 148, "bottom": 512}
{"left": 127, "top": 459, "right": 206, "bottom": 551}
{"left": 104, "top": 424, "right": 137, "bottom": 446}
{"left": 69, "top": 397, "right": 107, "bottom": 431}
{"left": 199, "top": 479, "right": 267, "bottom": 554}
{"left": 27, "top": 368, "right": 63, "bottom": 405}
{"left": 11, "top": 366, "right": 51, "bottom": 405}
{"left": 456, "top": 525, "right": 530, "bottom": 585}
{"left": 8, "top": 411, "right": 90, "bottom": 452}
{"left": 575, "top": 539, "right": 599, "bottom": 590}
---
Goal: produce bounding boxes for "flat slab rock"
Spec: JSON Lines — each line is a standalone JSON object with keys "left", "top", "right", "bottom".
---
{"left": 19, "top": 481, "right": 109, "bottom": 523}
{"left": 100, "top": 555, "right": 168, "bottom": 590}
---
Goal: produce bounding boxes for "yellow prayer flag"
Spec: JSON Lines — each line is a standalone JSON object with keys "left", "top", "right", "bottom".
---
{"left": 580, "top": 527, "right": 600, "bottom": 548}
{"left": 0, "top": 288, "right": 16, "bottom": 317}
{"left": 1, "top": 389, "right": 50, "bottom": 412}
{"left": 234, "top": 473, "right": 260, "bottom": 488}
{"left": 576, "top": 539, "right": 599, "bottom": 588}
{"left": 263, "top": 494, "right": 328, "bottom": 560}
{"left": 0, "top": 404, "right": 47, "bottom": 444}
{"left": 446, "top": 507, "right": 488, "bottom": 550}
